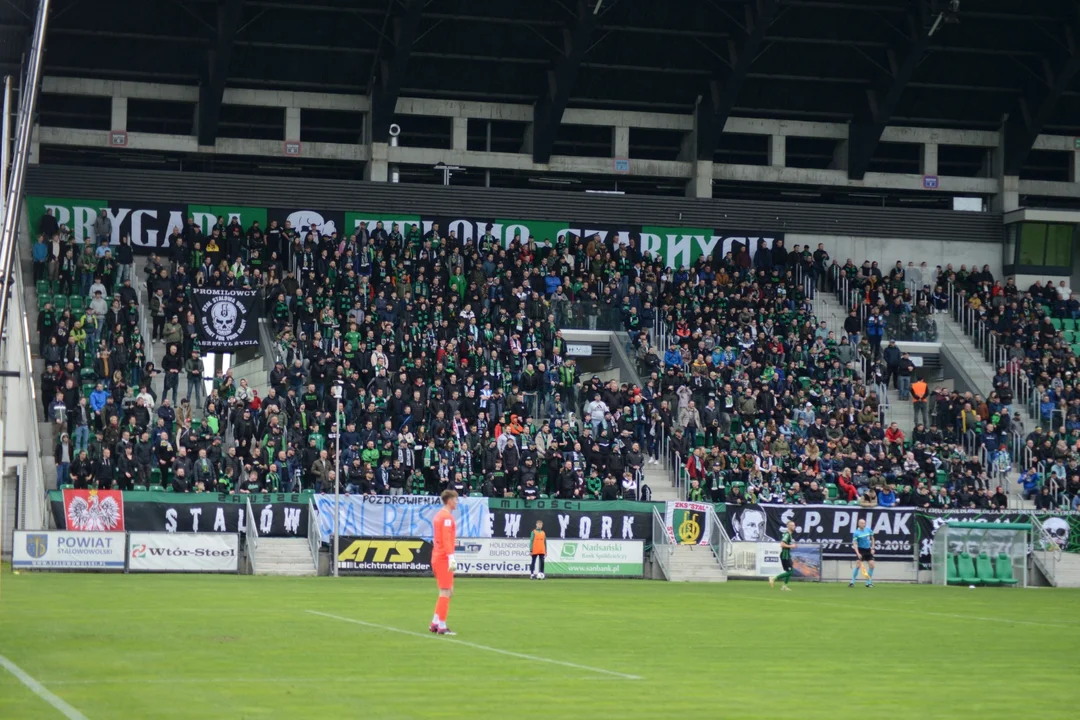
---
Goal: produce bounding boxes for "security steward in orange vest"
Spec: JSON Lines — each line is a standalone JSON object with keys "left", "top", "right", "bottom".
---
{"left": 911, "top": 377, "right": 929, "bottom": 429}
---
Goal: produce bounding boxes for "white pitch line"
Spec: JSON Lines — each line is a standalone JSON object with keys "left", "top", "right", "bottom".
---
{"left": 306, "top": 610, "right": 643, "bottom": 680}
{"left": 755, "top": 594, "right": 1079, "bottom": 629}
{"left": 0, "top": 653, "right": 89, "bottom": 720}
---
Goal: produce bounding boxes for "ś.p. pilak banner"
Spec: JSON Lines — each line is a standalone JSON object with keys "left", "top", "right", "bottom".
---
{"left": 192, "top": 287, "right": 260, "bottom": 352}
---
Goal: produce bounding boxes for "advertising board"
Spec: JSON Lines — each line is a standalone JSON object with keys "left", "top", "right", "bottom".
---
{"left": 127, "top": 533, "right": 239, "bottom": 573}
{"left": 13, "top": 531, "right": 126, "bottom": 570}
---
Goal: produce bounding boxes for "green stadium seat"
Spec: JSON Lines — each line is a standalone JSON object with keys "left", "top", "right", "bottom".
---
{"left": 69, "top": 295, "right": 85, "bottom": 312}
{"left": 37, "top": 293, "right": 52, "bottom": 311}
{"left": 956, "top": 552, "right": 979, "bottom": 585}
{"left": 1073, "top": 343, "right": 1080, "bottom": 357}
{"left": 975, "top": 552, "right": 1002, "bottom": 586}
{"left": 825, "top": 483, "right": 838, "bottom": 499}
{"left": 994, "top": 553, "right": 1019, "bottom": 586}
{"left": 729, "top": 481, "right": 746, "bottom": 496}
{"left": 946, "top": 555, "right": 962, "bottom": 585}
{"left": 59, "top": 483, "right": 75, "bottom": 490}
{"left": 50, "top": 280, "right": 61, "bottom": 294}
{"left": 1064, "top": 318, "right": 1078, "bottom": 331}
{"left": 131, "top": 484, "right": 147, "bottom": 492}
{"left": 52, "top": 295, "right": 67, "bottom": 311}
{"left": 36, "top": 280, "right": 49, "bottom": 296}
{"left": 1049, "top": 318, "right": 1062, "bottom": 330}
{"left": 148, "top": 484, "right": 165, "bottom": 493}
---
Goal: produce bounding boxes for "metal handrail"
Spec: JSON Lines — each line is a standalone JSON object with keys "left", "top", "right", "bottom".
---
{"left": 245, "top": 497, "right": 259, "bottom": 574}
{"left": 12, "top": 221, "right": 46, "bottom": 529}
{"left": 1030, "top": 515, "right": 1061, "bottom": 586}
{"left": 651, "top": 507, "right": 672, "bottom": 580}
{"left": 0, "top": 0, "right": 50, "bottom": 341}
{"left": 705, "top": 505, "right": 729, "bottom": 570}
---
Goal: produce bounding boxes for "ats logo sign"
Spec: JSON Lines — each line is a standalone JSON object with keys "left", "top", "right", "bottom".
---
{"left": 336, "top": 537, "right": 433, "bottom": 576}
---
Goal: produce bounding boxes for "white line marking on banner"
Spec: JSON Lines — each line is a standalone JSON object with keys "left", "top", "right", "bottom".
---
{"left": 306, "top": 610, "right": 643, "bottom": 680}
{"left": 0, "top": 653, "right": 89, "bottom": 720}
{"left": 755, "top": 595, "right": 1077, "bottom": 629}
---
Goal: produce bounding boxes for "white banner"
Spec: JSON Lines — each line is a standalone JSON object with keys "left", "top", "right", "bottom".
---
{"left": 315, "top": 495, "right": 491, "bottom": 543}
{"left": 128, "top": 533, "right": 239, "bottom": 572}
{"left": 455, "top": 538, "right": 533, "bottom": 576}
{"left": 13, "top": 531, "right": 126, "bottom": 570}
{"left": 546, "top": 539, "right": 645, "bottom": 577}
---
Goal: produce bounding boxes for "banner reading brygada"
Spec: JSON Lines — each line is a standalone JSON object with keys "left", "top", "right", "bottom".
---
{"left": 25, "top": 196, "right": 782, "bottom": 268}
{"left": 192, "top": 287, "right": 260, "bottom": 352}
{"left": 722, "top": 504, "right": 916, "bottom": 561}
{"left": 49, "top": 490, "right": 311, "bottom": 536}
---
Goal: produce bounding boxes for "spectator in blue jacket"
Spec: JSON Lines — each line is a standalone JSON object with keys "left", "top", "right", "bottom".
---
{"left": 89, "top": 383, "right": 109, "bottom": 416}
{"left": 877, "top": 484, "right": 897, "bottom": 507}
{"left": 663, "top": 345, "right": 684, "bottom": 369}
{"left": 32, "top": 234, "right": 48, "bottom": 282}
{"left": 544, "top": 268, "right": 562, "bottom": 296}
{"left": 1018, "top": 467, "right": 1040, "bottom": 500}
{"left": 866, "top": 309, "right": 885, "bottom": 359}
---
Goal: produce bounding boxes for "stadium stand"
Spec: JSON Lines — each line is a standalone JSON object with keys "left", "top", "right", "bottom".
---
{"left": 28, "top": 207, "right": 1072, "bottom": 514}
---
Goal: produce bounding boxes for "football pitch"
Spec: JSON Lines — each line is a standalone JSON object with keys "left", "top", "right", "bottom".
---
{"left": 1, "top": 570, "right": 1078, "bottom": 719}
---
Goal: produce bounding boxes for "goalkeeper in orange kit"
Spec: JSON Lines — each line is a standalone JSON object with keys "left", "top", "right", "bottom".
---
{"left": 429, "top": 489, "right": 458, "bottom": 635}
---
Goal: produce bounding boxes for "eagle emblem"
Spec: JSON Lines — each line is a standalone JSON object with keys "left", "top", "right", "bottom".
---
{"left": 65, "top": 489, "right": 123, "bottom": 532}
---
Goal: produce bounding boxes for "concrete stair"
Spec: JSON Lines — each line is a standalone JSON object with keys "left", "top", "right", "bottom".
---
{"left": 252, "top": 537, "right": 317, "bottom": 576}
{"left": 643, "top": 463, "right": 680, "bottom": 502}
{"left": 1047, "top": 553, "right": 1080, "bottom": 588}
{"left": 666, "top": 544, "right": 728, "bottom": 582}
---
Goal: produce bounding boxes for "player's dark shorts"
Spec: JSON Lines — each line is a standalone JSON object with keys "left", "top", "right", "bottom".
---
{"left": 858, "top": 547, "right": 874, "bottom": 562}
{"left": 781, "top": 557, "right": 793, "bottom": 572}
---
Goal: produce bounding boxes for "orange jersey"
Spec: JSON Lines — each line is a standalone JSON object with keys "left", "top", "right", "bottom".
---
{"left": 432, "top": 507, "right": 456, "bottom": 558}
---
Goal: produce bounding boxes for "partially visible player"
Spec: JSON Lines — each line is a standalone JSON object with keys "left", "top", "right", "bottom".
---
{"left": 769, "top": 520, "right": 797, "bottom": 591}
{"left": 530, "top": 520, "right": 547, "bottom": 579}
{"left": 850, "top": 517, "right": 875, "bottom": 588}
{"left": 430, "top": 489, "right": 458, "bottom": 635}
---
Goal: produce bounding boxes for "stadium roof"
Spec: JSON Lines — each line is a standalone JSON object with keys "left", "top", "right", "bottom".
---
{"left": 19, "top": 0, "right": 1080, "bottom": 186}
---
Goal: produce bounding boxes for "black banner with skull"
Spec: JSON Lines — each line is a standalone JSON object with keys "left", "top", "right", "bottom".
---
{"left": 193, "top": 287, "right": 261, "bottom": 352}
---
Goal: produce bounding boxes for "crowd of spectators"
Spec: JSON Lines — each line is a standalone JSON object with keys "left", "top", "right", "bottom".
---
{"left": 29, "top": 209, "right": 1077, "bottom": 512}
{"left": 951, "top": 271, "right": 1080, "bottom": 509}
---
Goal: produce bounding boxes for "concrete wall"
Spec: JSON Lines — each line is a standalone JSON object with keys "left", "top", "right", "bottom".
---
{"left": 789, "top": 233, "right": 1002, "bottom": 281}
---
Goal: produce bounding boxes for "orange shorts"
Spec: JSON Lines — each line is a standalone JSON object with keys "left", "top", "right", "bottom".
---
{"left": 432, "top": 556, "right": 454, "bottom": 590}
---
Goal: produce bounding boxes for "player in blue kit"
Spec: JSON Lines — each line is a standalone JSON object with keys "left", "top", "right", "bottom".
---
{"left": 850, "top": 518, "right": 875, "bottom": 588}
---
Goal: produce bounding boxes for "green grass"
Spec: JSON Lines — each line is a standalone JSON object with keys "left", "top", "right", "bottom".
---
{"left": 1, "top": 570, "right": 1079, "bottom": 719}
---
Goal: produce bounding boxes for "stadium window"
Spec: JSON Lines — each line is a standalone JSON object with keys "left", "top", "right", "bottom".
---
{"left": 1017, "top": 223, "right": 1046, "bottom": 266}
{"left": 1044, "top": 224, "right": 1074, "bottom": 269}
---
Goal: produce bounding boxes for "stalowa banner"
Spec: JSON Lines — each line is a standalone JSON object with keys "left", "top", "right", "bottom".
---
{"left": 314, "top": 494, "right": 490, "bottom": 543}
{"left": 721, "top": 504, "right": 916, "bottom": 561}
{"left": 488, "top": 498, "right": 661, "bottom": 544}
{"left": 49, "top": 490, "right": 311, "bottom": 536}
{"left": 192, "top": 287, "right": 260, "bottom": 351}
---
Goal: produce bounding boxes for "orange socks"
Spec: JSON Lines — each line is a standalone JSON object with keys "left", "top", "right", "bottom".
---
{"left": 435, "top": 595, "right": 450, "bottom": 623}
